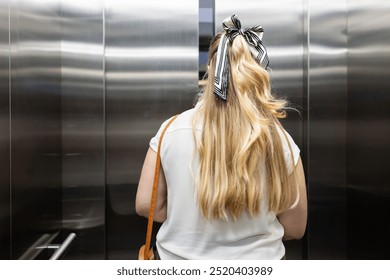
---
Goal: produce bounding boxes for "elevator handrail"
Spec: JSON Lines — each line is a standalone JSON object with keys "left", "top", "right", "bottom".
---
{"left": 49, "top": 233, "right": 76, "bottom": 260}
{"left": 19, "top": 233, "right": 59, "bottom": 260}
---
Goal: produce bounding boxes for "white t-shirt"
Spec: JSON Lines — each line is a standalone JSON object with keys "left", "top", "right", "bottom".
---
{"left": 149, "top": 107, "right": 300, "bottom": 260}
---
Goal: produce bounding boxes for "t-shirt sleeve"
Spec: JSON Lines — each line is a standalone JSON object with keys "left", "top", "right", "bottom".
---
{"left": 277, "top": 126, "right": 300, "bottom": 174}
{"left": 149, "top": 117, "right": 174, "bottom": 152}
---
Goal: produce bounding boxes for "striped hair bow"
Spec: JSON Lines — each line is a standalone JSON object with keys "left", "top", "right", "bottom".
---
{"left": 214, "top": 14, "right": 269, "bottom": 101}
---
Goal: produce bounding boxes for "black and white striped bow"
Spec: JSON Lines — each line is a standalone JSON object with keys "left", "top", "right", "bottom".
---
{"left": 214, "top": 14, "right": 269, "bottom": 101}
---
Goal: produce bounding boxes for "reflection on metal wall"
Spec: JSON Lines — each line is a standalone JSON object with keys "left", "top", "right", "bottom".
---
{"left": 0, "top": 0, "right": 10, "bottom": 260}
{"left": 215, "top": 0, "right": 306, "bottom": 259}
{"left": 9, "top": 0, "right": 62, "bottom": 259}
{"left": 61, "top": 0, "right": 105, "bottom": 259}
{"left": 104, "top": 0, "right": 199, "bottom": 259}
{"left": 347, "top": 0, "right": 390, "bottom": 259}
{"left": 308, "top": 0, "right": 348, "bottom": 259}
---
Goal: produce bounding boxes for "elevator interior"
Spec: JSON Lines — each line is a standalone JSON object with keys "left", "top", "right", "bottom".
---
{"left": 0, "top": 0, "right": 389, "bottom": 259}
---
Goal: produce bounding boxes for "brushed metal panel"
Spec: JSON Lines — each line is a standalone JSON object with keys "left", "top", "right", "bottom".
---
{"left": 60, "top": 0, "right": 105, "bottom": 259}
{"left": 105, "top": 0, "right": 199, "bottom": 259}
{"left": 0, "top": 0, "right": 10, "bottom": 260}
{"left": 346, "top": 0, "right": 390, "bottom": 259}
{"left": 308, "top": 0, "right": 347, "bottom": 259}
{"left": 215, "top": 0, "right": 306, "bottom": 259}
{"left": 9, "top": 0, "right": 62, "bottom": 259}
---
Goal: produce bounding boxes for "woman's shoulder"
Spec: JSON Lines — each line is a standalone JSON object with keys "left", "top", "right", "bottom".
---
{"left": 178, "top": 106, "right": 197, "bottom": 120}
{"left": 161, "top": 107, "right": 197, "bottom": 133}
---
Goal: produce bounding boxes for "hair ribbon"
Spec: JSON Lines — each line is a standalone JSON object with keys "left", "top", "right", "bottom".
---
{"left": 214, "top": 14, "right": 269, "bottom": 101}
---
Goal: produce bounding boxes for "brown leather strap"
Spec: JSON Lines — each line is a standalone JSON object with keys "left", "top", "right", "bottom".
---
{"left": 143, "top": 115, "right": 178, "bottom": 260}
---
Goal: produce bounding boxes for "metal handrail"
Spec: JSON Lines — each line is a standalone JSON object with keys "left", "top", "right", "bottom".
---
{"left": 49, "top": 233, "right": 76, "bottom": 260}
{"left": 18, "top": 233, "right": 58, "bottom": 260}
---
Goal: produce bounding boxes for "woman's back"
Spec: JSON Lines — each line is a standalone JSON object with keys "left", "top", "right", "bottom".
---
{"left": 136, "top": 14, "right": 307, "bottom": 260}
{"left": 149, "top": 107, "right": 300, "bottom": 259}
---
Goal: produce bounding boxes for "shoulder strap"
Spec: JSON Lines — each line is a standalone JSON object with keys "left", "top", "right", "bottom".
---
{"left": 143, "top": 115, "right": 178, "bottom": 259}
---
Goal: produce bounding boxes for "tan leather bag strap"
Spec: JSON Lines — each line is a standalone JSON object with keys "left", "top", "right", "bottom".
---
{"left": 143, "top": 115, "right": 178, "bottom": 260}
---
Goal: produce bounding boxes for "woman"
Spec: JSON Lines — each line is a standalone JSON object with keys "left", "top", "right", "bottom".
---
{"left": 136, "top": 15, "right": 307, "bottom": 259}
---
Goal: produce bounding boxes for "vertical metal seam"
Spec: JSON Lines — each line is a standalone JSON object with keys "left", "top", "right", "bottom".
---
{"left": 102, "top": 1, "right": 107, "bottom": 260}
{"left": 303, "top": 0, "right": 310, "bottom": 260}
{"left": 8, "top": 0, "right": 12, "bottom": 260}
{"left": 59, "top": 0, "right": 64, "bottom": 236}
{"left": 306, "top": 0, "right": 310, "bottom": 195}
{"left": 213, "top": 0, "right": 216, "bottom": 35}
{"left": 344, "top": 0, "right": 349, "bottom": 259}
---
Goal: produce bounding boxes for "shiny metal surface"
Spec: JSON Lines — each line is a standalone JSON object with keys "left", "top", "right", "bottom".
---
{"left": 105, "top": 0, "right": 199, "bottom": 259}
{"left": 49, "top": 232, "right": 76, "bottom": 260}
{"left": 199, "top": 0, "right": 214, "bottom": 78}
{"left": 9, "top": 0, "right": 62, "bottom": 259}
{"left": 307, "top": 0, "right": 348, "bottom": 259}
{"left": 60, "top": 0, "right": 105, "bottom": 259}
{"left": 346, "top": 0, "right": 390, "bottom": 259}
{"left": 215, "top": 0, "right": 306, "bottom": 259}
{"left": 0, "top": 0, "right": 10, "bottom": 260}
{"left": 18, "top": 232, "right": 58, "bottom": 260}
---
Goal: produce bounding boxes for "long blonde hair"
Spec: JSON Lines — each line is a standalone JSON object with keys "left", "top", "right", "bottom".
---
{"left": 193, "top": 33, "right": 299, "bottom": 220}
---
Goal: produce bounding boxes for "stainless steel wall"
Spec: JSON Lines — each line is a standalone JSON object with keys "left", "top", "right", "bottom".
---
{"left": 215, "top": 0, "right": 306, "bottom": 259}
{"left": 104, "top": 0, "right": 199, "bottom": 259}
{"left": 0, "top": 0, "right": 198, "bottom": 260}
{"left": 307, "top": 0, "right": 348, "bottom": 259}
{"left": 61, "top": 0, "right": 105, "bottom": 260}
{"left": 0, "top": 0, "right": 10, "bottom": 260}
{"left": 346, "top": 0, "right": 390, "bottom": 259}
{"left": 9, "top": 0, "right": 62, "bottom": 259}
